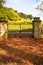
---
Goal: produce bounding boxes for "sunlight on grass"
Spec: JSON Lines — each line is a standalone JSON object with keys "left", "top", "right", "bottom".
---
{"left": 8, "top": 24, "right": 32, "bottom": 31}
{"left": 41, "top": 22, "right": 43, "bottom": 25}
{"left": 8, "top": 19, "right": 32, "bottom": 24}
{"left": 8, "top": 19, "right": 32, "bottom": 31}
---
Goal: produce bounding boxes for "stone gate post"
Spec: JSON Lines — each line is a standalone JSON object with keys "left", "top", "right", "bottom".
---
{"left": 32, "top": 17, "right": 41, "bottom": 39}
{"left": 0, "top": 19, "right": 8, "bottom": 40}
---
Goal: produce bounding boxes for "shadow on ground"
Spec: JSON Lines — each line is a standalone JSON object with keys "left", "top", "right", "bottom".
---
{"left": 0, "top": 38, "right": 43, "bottom": 65}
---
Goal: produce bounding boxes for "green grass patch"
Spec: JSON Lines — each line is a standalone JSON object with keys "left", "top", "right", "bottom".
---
{"left": 8, "top": 24, "right": 33, "bottom": 31}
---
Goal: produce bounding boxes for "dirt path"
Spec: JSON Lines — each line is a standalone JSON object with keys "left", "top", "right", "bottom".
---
{"left": 0, "top": 38, "right": 43, "bottom": 65}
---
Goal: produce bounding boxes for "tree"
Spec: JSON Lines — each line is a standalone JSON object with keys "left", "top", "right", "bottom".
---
{"left": 19, "top": 13, "right": 27, "bottom": 19}
{"left": 0, "top": 0, "right": 6, "bottom": 7}
{"left": 36, "top": 1, "right": 43, "bottom": 11}
{"left": 27, "top": 14, "right": 33, "bottom": 20}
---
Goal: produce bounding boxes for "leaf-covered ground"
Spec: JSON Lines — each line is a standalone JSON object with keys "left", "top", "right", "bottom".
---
{"left": 0, "top": 38, "right": 43, "bottom": 65}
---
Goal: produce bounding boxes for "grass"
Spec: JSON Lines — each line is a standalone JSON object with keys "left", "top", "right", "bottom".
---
{"left": 8, "top": 23, "right": 33, "bottom": 31}
{"left": 8, "top": 20, "right": 43, "bottom": 31}
{"left": 41, "top": 22, "right": 43, "bottom": 25}
{"left": 8, "top": 19, "right": 33, "bottom": 31}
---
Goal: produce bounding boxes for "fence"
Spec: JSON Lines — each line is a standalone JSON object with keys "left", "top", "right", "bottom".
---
{"left": 8, "top": 23, "right": 33, "bottom": 38}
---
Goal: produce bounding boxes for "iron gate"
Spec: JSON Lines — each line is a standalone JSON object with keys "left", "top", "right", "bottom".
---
{"left": 8, "top": 23, "right": 33, "bottom": 38}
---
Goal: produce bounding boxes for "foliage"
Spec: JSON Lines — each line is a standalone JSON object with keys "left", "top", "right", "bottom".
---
{"left": 27, "top": 14, "right": 33, "bottom": 20}
{"left": 0, "top": 7, "right": 21, "bottom": 21}
{"left": 0, "top": 7, "right": 33, "bottom": 23}
{"left": 0, "top": 0, "right": 6, "bottom": 7}
{"left": 19, "top": 13, "right": 27, "bottom": 19}
{"left": 19, "top": 13, "right": 33, "bottom": 20}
